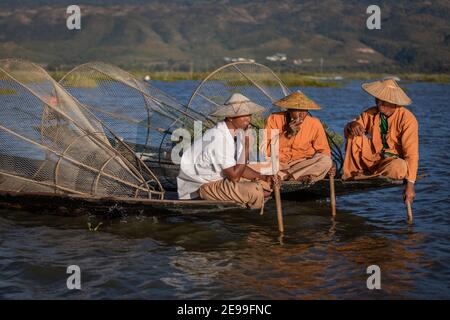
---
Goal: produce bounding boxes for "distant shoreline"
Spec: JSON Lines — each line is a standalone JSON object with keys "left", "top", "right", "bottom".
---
{"left": 49, "top": 71, "right": 450, "bottom": 88}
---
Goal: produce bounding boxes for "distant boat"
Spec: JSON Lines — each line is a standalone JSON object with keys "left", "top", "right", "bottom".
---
{"left": 384, "top": 75, "right": 401, "bottom": 81}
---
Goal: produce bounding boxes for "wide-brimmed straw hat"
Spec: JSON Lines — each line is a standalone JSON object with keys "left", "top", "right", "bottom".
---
{"left": 210, "top": 93, "right": 265, "bottom": 117}
{"left": 273, "top": 91, "right": 321, "bottom": 110}
{"left": 362, "top": 78, "right": 412, "bottom": 106}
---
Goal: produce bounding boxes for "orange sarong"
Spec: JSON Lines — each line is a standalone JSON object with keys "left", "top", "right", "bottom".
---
{"left": 342, "top": 106, "right": 419, "bottom": 182}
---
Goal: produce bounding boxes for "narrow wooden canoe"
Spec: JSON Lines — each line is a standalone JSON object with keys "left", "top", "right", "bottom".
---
{"left": 279, "top": 176, "right": 405, "bottom": 199}
{"left": 0, "top": 191, "right": 245, "bottom": 217}
{"left": 144, "top": 157, "right": 411, "bottom": 199}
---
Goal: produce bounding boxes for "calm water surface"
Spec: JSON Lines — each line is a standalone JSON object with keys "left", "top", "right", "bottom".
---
{"left": 0, "top": 81, "right": 449, "bottom": 299}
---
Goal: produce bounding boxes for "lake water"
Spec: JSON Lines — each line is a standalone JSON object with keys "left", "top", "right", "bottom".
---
{"left": 0, "top": 80, "right": 449, "bottom": 299}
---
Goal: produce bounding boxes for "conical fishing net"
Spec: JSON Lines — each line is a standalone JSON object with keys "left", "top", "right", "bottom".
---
{"left": 187, "top": 62, "right": 290, "bottom": 128}
{"left": 0, "top": 59, "right": 163, "bottom": 199}
{"left": 59, "top": 62, "right": 206, "bottom": 189}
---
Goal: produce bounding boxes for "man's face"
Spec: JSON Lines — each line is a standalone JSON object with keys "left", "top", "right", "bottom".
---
{"left": 376, "top": 98, "right": 397, "bottom": 116}
{"left": 229, "top": 114, "right": 251, "bottom": 130}
{"left": 288, "top": 109, "right": 308, "bottom": 122}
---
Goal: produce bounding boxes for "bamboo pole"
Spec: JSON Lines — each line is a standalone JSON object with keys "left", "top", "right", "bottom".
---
{"left": 274, "top": 179, "right": 284, "bottom": 233}
{"left": 406, "top": 201, "right": 413, "bottom": 224}
{"left": 271, "top": 140, "right": 284, "bottom": 234}
{"left": 329, "top": 173, "right": 336, "bottom": 217}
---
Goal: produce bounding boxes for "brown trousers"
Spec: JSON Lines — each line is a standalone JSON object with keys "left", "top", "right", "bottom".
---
{"left": 279, "top": 153, "right": 332, "bottom": 183}
{"left": 199, "top": 178, "right": 269, "bottom": 209}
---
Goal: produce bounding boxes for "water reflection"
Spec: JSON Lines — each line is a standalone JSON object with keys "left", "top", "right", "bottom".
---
{"left": 0, "top": 185, "right": 439, "bottom": 299}
{"left": 0, "top": 81, "right": 449, "bottom": 299}
{"left": 158, "top": 211, "right": 428, "bottom": 299}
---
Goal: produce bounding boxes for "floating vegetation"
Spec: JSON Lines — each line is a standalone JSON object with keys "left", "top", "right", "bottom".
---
{"left": 278, "top": 74, "right": 342, "bottom": 88}
{"left": 58, "top": 73, "right": 98, "bottom": 88}
{"left": 323, "top": 124, "right": 344, "bottom": 147}
{"left": 0, "top": 88, "right": 17, "bottom": 95}
{"left": 130, "top": 70, "right": 342, "bottom": 87}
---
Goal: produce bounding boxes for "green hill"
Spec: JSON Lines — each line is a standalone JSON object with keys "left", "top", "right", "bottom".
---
{"left": 0, "top": 0, "right": 449, "bottom": 72}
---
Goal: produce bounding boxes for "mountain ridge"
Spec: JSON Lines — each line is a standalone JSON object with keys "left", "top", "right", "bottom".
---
{"left": 0, "top": 0, "right": 449, "bottom": 72}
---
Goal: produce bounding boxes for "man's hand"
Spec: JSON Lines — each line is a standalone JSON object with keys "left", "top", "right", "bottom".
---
{"left": 285, "top": 118, "right": 302, "bottom": 138}
{"left": 260, "top": 174, "right": 273, "bottom": 184}
{"left": 403, "top": 182, "right": 416, "bottom": 203}
{"left": 346, "top": 121, "right": 365, "bottom": 137}
{"left": 328, "top": 163, "right": 337, "bottom": 177}
{"left": 260, "top": 174, "right": 280, "bottom": 188}
{"left": 289, "top": 118, "right": 302, "bottom": 130}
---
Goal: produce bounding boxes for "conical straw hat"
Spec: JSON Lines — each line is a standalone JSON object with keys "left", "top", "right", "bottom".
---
{"left": 210, "top": 93, "right": 265, "bottom": 117}
{"left": 273, "top": 91, "right": 321, "bottom": 110}
{"left": 362, "top": 78, "right": 412, "bottom": 106}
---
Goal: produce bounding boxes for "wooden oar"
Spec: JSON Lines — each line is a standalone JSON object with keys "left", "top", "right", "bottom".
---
{"left": 329, "top": 171, "right": 336, "bottom": 217}
{"left": 271, "top": 140, "right": 284, "bottom": 234}
{"left": 273, "top": 177, "right": 284, "bottom": 233}
{"left": 406, "top": 201, "right": 413, "bottom": 224}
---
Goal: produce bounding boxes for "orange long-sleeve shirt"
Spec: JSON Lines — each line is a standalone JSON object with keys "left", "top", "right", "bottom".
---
{"left": 265, "top": 112, "right": 331, "bottom": 163}
{"left": 353, "top": 106, "right": 419, "bottom": 182}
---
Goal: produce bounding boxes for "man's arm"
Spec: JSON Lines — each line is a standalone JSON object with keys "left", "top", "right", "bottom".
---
{"left": 224, "top": 134, "right": 272, "bottom": 183}
{"left": 401, "top": 113, "right": 419, "bottom": 183}
{"left": 223, "top": 163, "right": 247, "bottom": 182}
{"left": 401, "top": 112, "right": 419, "bottom": 203}
{"left": 222, "top": 134, "right": 250, "bottom": 182}
{"left": 344, "top": 112, "right": 368, "bottom": 138}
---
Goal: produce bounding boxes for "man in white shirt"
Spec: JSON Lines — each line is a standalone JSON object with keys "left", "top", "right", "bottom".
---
{"left": 177, "top": 93, "right": 273, "bottom": 209}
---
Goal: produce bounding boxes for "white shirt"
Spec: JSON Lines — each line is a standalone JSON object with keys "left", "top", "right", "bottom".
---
{"left": 177, "top": 121, "right": 242, "bottom": 199}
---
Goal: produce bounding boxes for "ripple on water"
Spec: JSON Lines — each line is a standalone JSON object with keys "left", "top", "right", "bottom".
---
{"left": 0, "top": 81, "right": 449, "bottom": 299}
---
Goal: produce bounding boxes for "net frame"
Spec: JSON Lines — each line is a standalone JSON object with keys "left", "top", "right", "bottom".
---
{"left": 187, "top": 61, "right": 290, "bottom": 124}
{"left": 0, "top": 59, "right": 164, "bottom": 199}
{"left": 59, "top": 62, "right": 211, "bottom": 189}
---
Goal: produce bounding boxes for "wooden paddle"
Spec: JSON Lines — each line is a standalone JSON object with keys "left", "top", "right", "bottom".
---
{"left": 406, "top": 201, "right": 413, "bottom": 224}
{"left": 270, "top": 140, "right": 284, "bottom": 233}
{"left": 329, "top": 171, "right": 336, "bottom": 217}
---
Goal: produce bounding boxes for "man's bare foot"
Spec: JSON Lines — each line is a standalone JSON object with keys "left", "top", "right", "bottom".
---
{"left": 283, "top": 173, "right": 293, "bottom": 181}
{"left": 296, "top": 175, "right": 313, "bottom": 183}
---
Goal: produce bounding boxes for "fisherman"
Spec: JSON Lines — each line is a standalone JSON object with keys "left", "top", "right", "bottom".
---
{"left": 342, "top": 78, "right": 419, "bottom": 204}
{"left": 177, "top": 93, "right": 274, "bottom": 209}
{"left": 264, "top": 91, "right": 333, "bottom": 183}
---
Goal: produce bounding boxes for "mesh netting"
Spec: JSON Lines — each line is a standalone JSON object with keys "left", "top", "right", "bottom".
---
{"left": 0, "top": 59, "right": 163, "bottom": 199}
{"left": 187, "top": 62, "right": 290, "bottom": 128}
{"left": 59, "top": 62, "right": 206, "bottom": 189}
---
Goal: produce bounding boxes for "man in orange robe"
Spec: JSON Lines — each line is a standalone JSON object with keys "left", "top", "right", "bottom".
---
{"left": 342, "top": 78, "right": 419, "bottom": 203}
{"left": 265, "top": 91, "right": 333, "bottom": 183}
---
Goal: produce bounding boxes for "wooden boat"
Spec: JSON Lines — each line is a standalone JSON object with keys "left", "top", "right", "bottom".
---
{"left": 142, "top": 155, "right": 410, "bottom": 199}
{"left": 279, "top": 176, "right": 405, "bottom": 199}
{"left": 0, "top": 151, "right": 419, "bottom": 218}
{"left": 0, "top": 176, "right": 411, "bottom": 218}
{"left": 0, "top": 190, "right": 244, "bottom": 217}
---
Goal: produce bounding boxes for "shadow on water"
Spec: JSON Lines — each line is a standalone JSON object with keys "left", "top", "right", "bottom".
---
{"left": 0, "top": 197, "right": 433, "bottom": 299}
